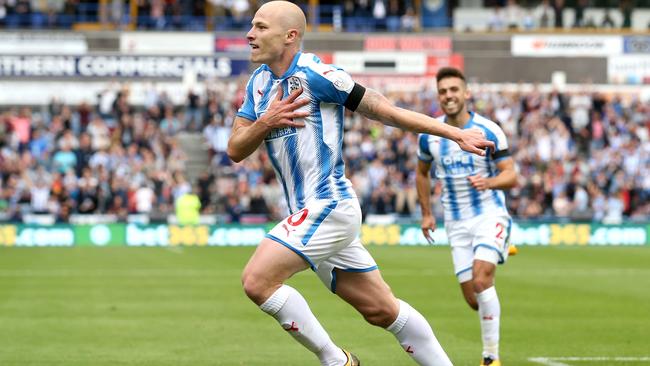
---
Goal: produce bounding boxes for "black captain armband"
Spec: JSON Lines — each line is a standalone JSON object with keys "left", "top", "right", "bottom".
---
{"left": 493, "top": 149, "right": 511, "bottom": 159}
{"left": 344, "top": 83, "right": 366, "bottom": 112}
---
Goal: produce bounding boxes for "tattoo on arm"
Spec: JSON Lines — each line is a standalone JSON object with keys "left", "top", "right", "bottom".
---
{"left": 356, "top": 88, "right": 389, "bottom": 122}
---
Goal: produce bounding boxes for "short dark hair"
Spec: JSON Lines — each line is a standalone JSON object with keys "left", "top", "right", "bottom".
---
{"left": 436, "top": 67, "right": 466, "bottom": 83}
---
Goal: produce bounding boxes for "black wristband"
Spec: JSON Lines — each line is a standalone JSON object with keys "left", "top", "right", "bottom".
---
{"left": 493, "top": 149, "right": 511, "bottom": 159}
{"left": 344, "top": 83, "right": 366, "bottom": 112}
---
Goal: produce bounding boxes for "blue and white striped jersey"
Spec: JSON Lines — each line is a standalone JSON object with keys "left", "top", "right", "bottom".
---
{"left": 418, "top": 112, "right": 511, "bottom": 222}
{"left": 237, "top": 52, "right": 356, "bottom": 213}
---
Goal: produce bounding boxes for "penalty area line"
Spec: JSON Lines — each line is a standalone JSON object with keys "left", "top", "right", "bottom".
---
{"left": 528, "top": 357, "right": 650, "bottom": 365}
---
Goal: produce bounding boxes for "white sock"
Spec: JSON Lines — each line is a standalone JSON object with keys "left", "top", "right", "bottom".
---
{"left": 476, "top": 287, "right": 500, "bottom": 360}
{"left": 386, "top": 299, "right": 453, "bottom": 366}
{"left": 259, "top": 285, "right": 346, "bottom": 366}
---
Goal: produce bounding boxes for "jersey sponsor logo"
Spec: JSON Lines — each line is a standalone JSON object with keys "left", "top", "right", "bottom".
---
{"left": 441, "top": 153, "right": 474, "bottom": 174}
{"left": 265, "top": 126, "right": 297, "bottom": 141}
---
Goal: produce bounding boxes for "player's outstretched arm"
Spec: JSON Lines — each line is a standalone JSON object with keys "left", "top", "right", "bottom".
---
{"left": 227, "top": 87, "right": 309, "bottom": 162}
{"left": 355, "top": 88, "right": 494, "bottom": 156}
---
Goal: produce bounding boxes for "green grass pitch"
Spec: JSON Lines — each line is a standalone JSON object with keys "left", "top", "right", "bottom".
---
{"left": 1, "top": 246, "right": 649, "bottom": 366}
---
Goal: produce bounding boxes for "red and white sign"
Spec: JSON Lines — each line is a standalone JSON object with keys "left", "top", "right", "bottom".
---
{"left": 512, "top": 35, "right": 623, "bottom": 57}
{"left": 121, "top": 32, "right": 213, "bottom": 55}
{"left": 426, "top": 54, "right": 464, "bottom": 76}
{"left": 365, "top": 36, "right": 452, "bottom": 54}
{"left": 215, "top": 37, "right": 249, "bottom": 52}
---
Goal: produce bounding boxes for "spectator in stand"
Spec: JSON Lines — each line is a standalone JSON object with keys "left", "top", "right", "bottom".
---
{"left": 176, "top": 184, "right": 201, "bottom": 225}
{"left": 535, "top": 0, "right": 554, "bottom": 28}
{"left": 1, "top": 79, "right": 647, "bottom": 224}
{"left": 573, "top": 0, "right": 588, "bottom": 28}
{"left": 52, "top": 141, "right": 77, "bottom": 174}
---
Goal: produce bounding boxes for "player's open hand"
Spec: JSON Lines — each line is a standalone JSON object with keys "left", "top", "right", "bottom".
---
{"left": 421, "top": 215, "right": 437, "bottom": 245}
{"left": 260, "top": 85, "right": 310, "bottom": 130}
{"left": 467, "top": 174, "right": 490, "bottom": 191}
{"left": 456, "top": 128, "right": 495, "bottom": 156}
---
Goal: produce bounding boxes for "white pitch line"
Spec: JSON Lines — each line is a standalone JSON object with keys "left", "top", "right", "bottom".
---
{"left": 528, "top": 357, "right": 571, "bottom": 366}
{"left": 529, "top": 357, "right": 650, "bottom": 365}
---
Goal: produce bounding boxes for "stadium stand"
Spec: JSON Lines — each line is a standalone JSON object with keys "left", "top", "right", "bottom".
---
{"left": 1, "top": 1, "right": 650, "bottom": 32}
{"left": 0, "top": 1, "right": 648, "bottom": 225}
{"left": 1, "top": 81, "right": 647, "bottom": 223}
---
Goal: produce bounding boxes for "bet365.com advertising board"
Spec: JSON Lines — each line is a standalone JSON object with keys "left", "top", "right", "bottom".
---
{"left": 0, "top": 222, "right": 647, "bottom": 247}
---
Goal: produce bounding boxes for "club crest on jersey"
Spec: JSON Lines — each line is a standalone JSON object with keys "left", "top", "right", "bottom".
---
{"left": 288, "top": 76, "right": 302, "bottom": 93}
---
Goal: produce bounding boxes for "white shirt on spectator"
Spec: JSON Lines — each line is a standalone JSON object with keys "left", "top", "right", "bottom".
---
{"left": 570, "top": 93, "right": 591, "bottom": 130}
{"left": 203, "top": 122, "right": 230, "bottom": 153}
{"left": 535, "top": 130, "right": 552, "bottom": 162}
{"left": 135, "top": 185, "right": 155, "bottom": 213}
{"left": 30, "top": 185, "right": 50, "bottom": 212}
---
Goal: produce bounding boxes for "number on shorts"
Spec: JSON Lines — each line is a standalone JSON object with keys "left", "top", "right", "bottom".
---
{"left": 495, "top": 222, "right": 505, "bottom": 240}
{"left": 287, "top": 209, "right": 309, "bottom": 226}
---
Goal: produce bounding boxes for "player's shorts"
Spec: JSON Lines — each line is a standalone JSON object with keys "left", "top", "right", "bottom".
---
{"left": 446, "top": 213, "right": 512, "bottom": 283}
{"left": 266, "top": 198, "right": 377, "bottom": 292}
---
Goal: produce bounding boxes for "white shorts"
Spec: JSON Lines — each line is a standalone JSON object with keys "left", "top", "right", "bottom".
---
{"left": 446, "top": 213, "right": 512, "bottom": 283}
{"left": 266, "top": 198, "right": 377, "bottom": 292}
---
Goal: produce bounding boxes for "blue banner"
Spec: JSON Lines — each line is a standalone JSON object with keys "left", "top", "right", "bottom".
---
{"left": 421, "top": 0, "right": 449, "bottom": 28}
{"left": 623, "top": 36, "right": 650, "bottom": 54}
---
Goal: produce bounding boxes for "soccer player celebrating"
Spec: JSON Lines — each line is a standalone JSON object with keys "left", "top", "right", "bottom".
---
{"left": 228, "top": 2, "right": 494, "bottom": 365}
{"left": 416, "top": 67, "right": 518, "bottom": 366}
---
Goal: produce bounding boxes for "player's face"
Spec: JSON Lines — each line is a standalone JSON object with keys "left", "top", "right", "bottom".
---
{"left": 246, "top": 10, "right": 286, "bottom": 64}
{"left": 437, "top": 77, "right": 470, "bottom": 118}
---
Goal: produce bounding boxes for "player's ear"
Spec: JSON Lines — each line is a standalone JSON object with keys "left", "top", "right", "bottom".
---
{"left": 286, "top": 29, "right": 299, "bottom": 44}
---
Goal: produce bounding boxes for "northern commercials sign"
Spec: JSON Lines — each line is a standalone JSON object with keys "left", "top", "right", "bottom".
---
{"left": 0, "top": 55, "right": 249, "bottom": 78}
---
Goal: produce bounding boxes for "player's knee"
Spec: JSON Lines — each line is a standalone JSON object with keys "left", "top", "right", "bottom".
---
{"left": 241, "top": 269, "right": 267, "bottom": 304}
{"left": 361, "top": 303, "right": 398, "bottom": 328}
{"left": 472, "top": 275, "right": 493, "bottom": 293}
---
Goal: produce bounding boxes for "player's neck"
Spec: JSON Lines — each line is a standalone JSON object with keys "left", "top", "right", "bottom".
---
{"left": 269, "top": 50, "right": 299, "bottom": 78}
{"left": 445, "top": 111, "right": 471, "bottom": 128}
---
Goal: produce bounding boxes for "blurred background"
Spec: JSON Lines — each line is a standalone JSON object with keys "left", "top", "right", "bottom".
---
{"left": 0, "top": 0, "right": 648, "bottom": 247}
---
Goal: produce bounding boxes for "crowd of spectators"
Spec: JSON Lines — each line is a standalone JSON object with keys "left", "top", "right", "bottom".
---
{"left": 1, "top": 79, "right": 648, "bottom": 224}
{"left": 0, "top": 0, "right": 640, "bottom": 32}
{"left": 485, "top": 0, "right": 635, "bottom": 31}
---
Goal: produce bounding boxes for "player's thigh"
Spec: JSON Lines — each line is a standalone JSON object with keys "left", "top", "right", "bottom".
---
{"left": 334, "top": 268, "right": 399, "bottom": 327}
{"left": 448, "top": 220, "right": 475, "bottom": 283}
{"left": 471, "top": 214, "right": 512, "bottom": 265}
{"left": 267, "top": 199, "right": 361, "bottom": 268}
